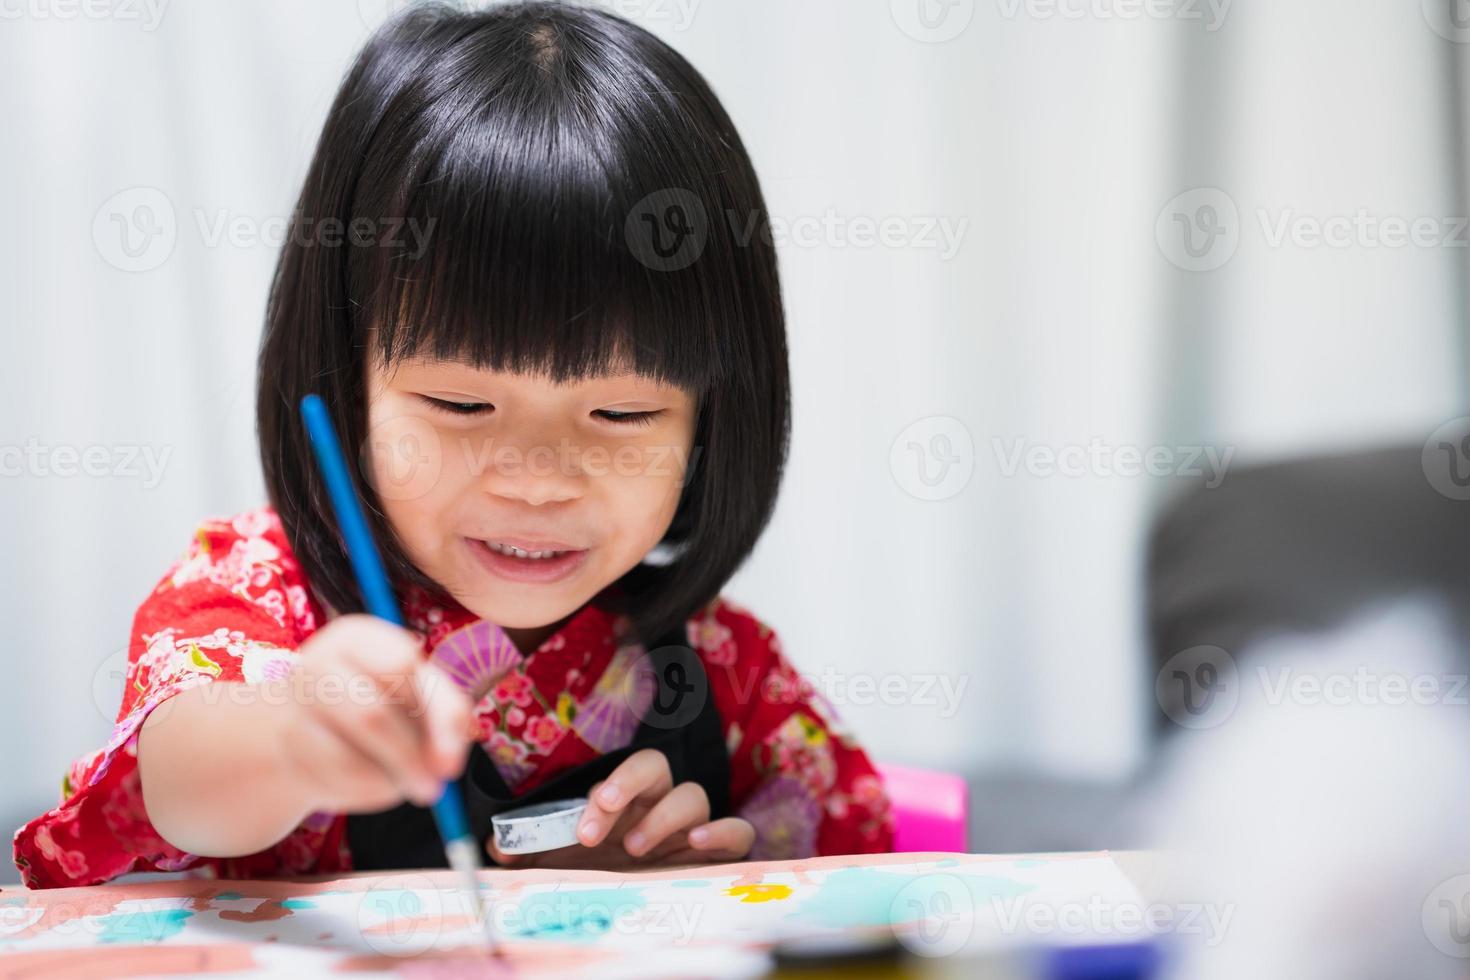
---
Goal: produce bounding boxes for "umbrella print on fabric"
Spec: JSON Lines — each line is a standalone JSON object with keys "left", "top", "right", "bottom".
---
{"left": 571, "top": 643, "right": 656, "bottom": 754}
{"left": 428, "top": 619, "right": 523, "bottom": 701}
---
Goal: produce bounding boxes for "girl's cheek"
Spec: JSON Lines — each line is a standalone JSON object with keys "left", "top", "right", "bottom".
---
{"left": 363, "top": 408, "right": 450, "bottom": 505}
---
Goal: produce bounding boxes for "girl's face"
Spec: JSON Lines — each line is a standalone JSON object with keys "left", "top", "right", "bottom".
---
{"left": 364, "top": 351, "right": 697, "bottom": 647}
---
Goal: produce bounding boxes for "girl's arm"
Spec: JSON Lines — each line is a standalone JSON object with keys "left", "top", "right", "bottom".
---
{"left": 695, "top": 598, "right": 896, "bottom": 859}
{"left": 13, "top": 509, "right": 461, "bottom": 889}
{"left": 137, "top": 681, "right": 312, "bottom": 858}
{"left": 138, "top": 615, "right": 472, "bottom": 859}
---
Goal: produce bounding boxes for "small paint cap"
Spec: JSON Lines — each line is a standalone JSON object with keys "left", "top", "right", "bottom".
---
{"left": 490, "top": 798, "right": 588, "bottom": 855}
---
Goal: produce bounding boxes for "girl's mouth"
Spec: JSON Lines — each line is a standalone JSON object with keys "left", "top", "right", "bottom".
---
{"left": 465, "top": 537, "right": 589, "bottom": 584}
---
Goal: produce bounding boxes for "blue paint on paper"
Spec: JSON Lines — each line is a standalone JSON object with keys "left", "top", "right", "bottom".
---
{"left": 786, "top": 868, "right": 1034, "bottom": 930}
{"left": 97, "top": 908, "right": 193, "bottom": 943}
{"left": 671, "top": 879, "right": 711, "bottom": 889}
{"left": 280, "top": 898, "right": 317, "bottom": 910}
{"left": 508, "top": 888, "right": 647, "bottom": 943}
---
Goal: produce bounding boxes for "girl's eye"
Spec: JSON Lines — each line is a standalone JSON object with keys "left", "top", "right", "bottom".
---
{"left": 594, "top": 409, "right": 662, "bottom": 427}
{"left": 423, "top": 397, "right": 492, "bottom": 416}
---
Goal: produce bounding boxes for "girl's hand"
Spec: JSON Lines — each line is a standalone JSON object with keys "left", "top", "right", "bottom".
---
{"left": 279, "top": 614, "right": 474, "bottom": 814}
{"left": 487, "top": 748, "right": 755, "bottom": 869}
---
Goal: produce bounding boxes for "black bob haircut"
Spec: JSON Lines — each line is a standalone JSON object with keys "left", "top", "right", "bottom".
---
{"left": 256, "top": 0, "right": 789, "bottom": 646}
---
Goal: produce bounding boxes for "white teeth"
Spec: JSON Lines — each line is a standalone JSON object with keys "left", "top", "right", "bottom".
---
{"left": 487, "top": 541, "right": 564, "bottom": 560}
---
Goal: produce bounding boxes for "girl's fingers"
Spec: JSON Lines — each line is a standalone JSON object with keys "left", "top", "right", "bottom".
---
{"left": 622, "top": 781, "right": 709, "bottom": 858}
{"left": 686, "top": 817, "right": 756, "bottom": 857}
{"left": 578, "top": 749, "right": 673, "bottom": 845}
{"left": 322, "top": 619, "right": 443, "bottom": 795}
{"left": 486, "top": 812, "right": 755, "bottom": 870}
{"left": 315, "top": 690, "right": 439, "bottom": 805}
{"left": 292, "top": 708, "right": 404, "bottom": 812}
{"left": 415, "top": 663, "right": 472, "bottom": 780}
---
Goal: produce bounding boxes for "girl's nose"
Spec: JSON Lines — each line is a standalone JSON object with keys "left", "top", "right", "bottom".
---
{"left": 475, "top": 434, "right": 587, "bottom": 507}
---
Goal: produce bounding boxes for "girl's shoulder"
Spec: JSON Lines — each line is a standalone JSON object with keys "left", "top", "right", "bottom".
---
{"left": 141, "top": 504, "right": 324, "bottom": 643}
{"left": 683, "top": 594, "right": 786, "bottom": 669}
{"left": 159, "top": 504, "right": 296, "bottom": 589}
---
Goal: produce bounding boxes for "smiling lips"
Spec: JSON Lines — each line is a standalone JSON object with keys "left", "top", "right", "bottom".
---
{"left": 465, "top": 536, "right": 589, "bottom": 584}
{"left": 484, "top": 540, "right": 575, "bottom": 560}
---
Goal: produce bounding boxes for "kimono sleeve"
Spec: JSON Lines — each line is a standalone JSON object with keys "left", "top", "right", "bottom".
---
{"left": 12, "top": 509, "right": 351, "bottom": 888}
{"left": 693, "top": 598, "right": 895, "bottom": 860}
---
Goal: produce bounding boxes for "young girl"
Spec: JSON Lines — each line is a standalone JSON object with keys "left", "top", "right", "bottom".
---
{"left": 14, "top": 1, "right": 892, "bottom": 889}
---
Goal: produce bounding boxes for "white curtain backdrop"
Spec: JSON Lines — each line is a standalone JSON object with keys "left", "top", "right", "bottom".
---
{"left": 3, "top": 0, "right": 1466, "bottom": 875}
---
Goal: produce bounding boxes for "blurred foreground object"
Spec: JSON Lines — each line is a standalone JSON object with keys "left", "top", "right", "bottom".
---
{"left": 1141, "top": 445, "right": 1470, "bottom": 977}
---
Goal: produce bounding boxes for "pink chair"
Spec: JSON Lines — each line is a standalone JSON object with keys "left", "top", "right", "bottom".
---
{"left": 875, "top": 762, "right": 968, "bottom": 853}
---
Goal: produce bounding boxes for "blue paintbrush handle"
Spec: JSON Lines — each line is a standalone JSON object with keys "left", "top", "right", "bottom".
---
{"left": 299, "top": 394, "right": 471, "bottom": 845}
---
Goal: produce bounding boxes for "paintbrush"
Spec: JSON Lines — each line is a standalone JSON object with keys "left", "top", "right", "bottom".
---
{"left": 300, "top": 393, "right": 499, "bottom": 954}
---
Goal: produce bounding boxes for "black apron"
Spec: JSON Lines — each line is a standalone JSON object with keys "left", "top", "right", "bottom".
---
{"left": 345, "top": 626, "right": 730, "bottom": 869}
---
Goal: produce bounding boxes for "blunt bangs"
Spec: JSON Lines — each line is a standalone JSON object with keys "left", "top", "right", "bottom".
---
{"left": 353, "top": 7, "right": 738, "bottom": 394}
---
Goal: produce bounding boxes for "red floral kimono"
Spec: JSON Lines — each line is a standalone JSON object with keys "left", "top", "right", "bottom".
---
{"left": 13, "top": 507, "right": 893, "bottom": 888}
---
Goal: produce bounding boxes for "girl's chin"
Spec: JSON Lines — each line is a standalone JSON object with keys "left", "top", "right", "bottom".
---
{"left": 453, "top": 591, "right": 579, "bottom": 628}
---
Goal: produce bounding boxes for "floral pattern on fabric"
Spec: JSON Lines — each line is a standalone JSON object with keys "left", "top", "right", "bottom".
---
{"left": 12, "top": 508, "right": 349, "bottom": 889}
{"left": 14, "top": 507, "right": 893, "bottom": 889}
